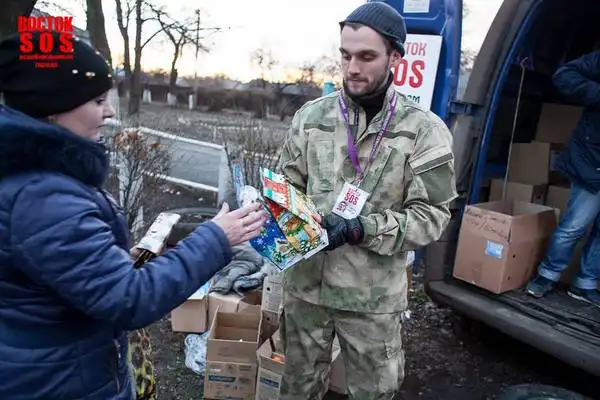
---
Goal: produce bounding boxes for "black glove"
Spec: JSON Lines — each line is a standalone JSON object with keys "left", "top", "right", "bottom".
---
{"left": 321, "top": 213, "right": 364, "bottom": 251}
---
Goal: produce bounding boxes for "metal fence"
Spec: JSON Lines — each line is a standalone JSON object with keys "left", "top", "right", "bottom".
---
{"left": 104, "top": 118, "right": 223, "bottom": 193}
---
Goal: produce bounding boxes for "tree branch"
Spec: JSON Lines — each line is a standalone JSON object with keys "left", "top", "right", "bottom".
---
{"left": 141, "top": 23, "right": 177, "bottom": 49}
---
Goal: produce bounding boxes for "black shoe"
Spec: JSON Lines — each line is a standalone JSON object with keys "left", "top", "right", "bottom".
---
{"left": 567, "top": 286, "right": 600, "bottom": 308}
{"left": 525, "top": 275, "right": 555, "bottom": 298}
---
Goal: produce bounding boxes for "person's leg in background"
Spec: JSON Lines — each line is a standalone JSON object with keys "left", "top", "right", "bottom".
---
{"left": 279, "top": 293, "right": 335, "bottom": 400}
{"left": 335, "top": 310, "right": 404, "bottom": 400}
{"left": 568, "top": 209, "right": 600, "bottom": 306}
{"left": 527, "top": 183, "right": 600, "bottom": 298}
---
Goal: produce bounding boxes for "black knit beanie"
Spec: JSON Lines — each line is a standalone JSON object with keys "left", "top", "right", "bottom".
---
{"left": 0, "top": 31, "right": 113, "bottom": 118}
{"left": 340, "top": 1, "right": 407, "bottom": 57}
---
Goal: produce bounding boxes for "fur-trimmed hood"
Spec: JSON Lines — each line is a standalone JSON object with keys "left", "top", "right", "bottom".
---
{"left": 0, "top": 105, "right": 109, "bottom": 187}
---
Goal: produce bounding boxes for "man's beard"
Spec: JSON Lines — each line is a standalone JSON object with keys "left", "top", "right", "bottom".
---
{"left": 344, "top": 66, "right": 392, "bottom": 97}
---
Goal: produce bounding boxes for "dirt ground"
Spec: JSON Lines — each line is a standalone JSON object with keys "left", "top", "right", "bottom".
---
{"left": 148, "top": 274, "right": 599, "bottom": 400}
{"left": 139, "top": 191, "right": 598, "bottom": 400}
{"left": 136, "top": 185, "right": 599, "bottom": 400}
{"left": 122, "top": 102, "right": 599, "bottom": 400}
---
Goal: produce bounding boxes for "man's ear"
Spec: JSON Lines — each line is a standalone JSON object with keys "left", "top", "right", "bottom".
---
{"left": 390, "top": 49, "right": 402, "bottom": 68}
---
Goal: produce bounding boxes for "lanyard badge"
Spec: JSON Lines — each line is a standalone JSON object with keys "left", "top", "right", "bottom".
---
{"left": 337, "top": 90, "right": 398, "bottom": 184}
{"left": 332, "top": 90, "right": 398, "bottom": 219}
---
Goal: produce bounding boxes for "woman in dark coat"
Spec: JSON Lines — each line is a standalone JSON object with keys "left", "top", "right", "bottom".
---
{"left": 0, "top": 32, "right": 265, "bottom": 399}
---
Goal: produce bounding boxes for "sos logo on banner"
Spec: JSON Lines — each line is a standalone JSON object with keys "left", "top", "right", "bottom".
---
{"left": 17, "top": 16, "right": 75, "bottom": 69}
{"left": 393, "top": 34, "right": 442, "bottom": 110}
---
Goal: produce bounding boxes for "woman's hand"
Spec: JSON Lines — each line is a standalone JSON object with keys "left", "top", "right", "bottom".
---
{"left": 130, "top": 247, "right": 141, "bottom": 260}
{"left": 211, "top": 202, "right": 267, "bottom": 246}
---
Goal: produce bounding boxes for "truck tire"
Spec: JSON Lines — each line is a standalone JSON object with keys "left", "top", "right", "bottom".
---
{"left": 498, "top": 384, "right": 590, "bottom": 400}
{"left": 165, "top": 207, "right": 218, "bottom": 246}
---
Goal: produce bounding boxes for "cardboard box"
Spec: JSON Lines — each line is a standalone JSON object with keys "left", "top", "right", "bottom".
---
{"left": 489, "top": 179, "right": 547, "bottom": 204}
{"left": 453, "top": 201, "right": 558, "bottom": 294}
{"left": 545, "top": 185, "right": 571, "bottom": 216}
{"left": 208, "top": 291, "right": 262, "bottom": 329}
{"left": 534, "top": 103, "right": 582, "bottom": 144}
{"left": 170, "top": 281, "right": 210, "bottom": 333}
{"left": 204, "top": 308, "right": 261, "bottom": 400}
{"left": 255, "top": 330, "right": 346, "bottom": 399}
{"left": 261, "top": 272, "right": 283, "bottom": 315}
{"left": 255, "top": 333, "right": 285, "bottom": 400}
{"left": 507, "top": 142, "right": 565, "bottom": 185}
{"left": 173, "top": 289, "right": 262, "bottom": 334}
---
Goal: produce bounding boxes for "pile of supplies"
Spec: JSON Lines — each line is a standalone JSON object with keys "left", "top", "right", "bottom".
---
{"left": 171, "top": 159, "right": 344, "bottom": 399}
{"left": 452, "top": 103, "right": 597, "bottom": 293}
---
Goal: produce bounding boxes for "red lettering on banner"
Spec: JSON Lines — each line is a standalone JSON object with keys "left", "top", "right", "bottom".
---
{"left": 404, "top": 41, "right": 427, "bottom": 57}
{"left": 409, "top": 60, "right": 424, "bottom": 88}
{"left": 393, "top": 59, "right": 424, "bottom": 89}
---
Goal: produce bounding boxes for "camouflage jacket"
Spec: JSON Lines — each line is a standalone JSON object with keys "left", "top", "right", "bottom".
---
{"left": 277, "top": 84, "right": 457, "bottom": 313}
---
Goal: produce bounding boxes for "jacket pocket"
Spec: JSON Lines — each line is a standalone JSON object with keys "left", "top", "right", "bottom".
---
{"left": 307, "top": 139, "right": 336, "bottom": 193}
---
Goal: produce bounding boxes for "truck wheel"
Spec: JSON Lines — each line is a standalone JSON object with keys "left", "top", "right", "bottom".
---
{"left": 498, "top": 384, "right": 589, "bottom": 400}
{"left": 165, "top": 207, "right": 218, "bottom": 246}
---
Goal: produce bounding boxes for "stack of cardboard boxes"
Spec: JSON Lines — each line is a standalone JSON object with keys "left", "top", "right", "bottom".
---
{"left": 170, "top": 272, "right": 347, "bottom": 399}
{"left": 453, "top": 103, "right": 594, "bottom": 293}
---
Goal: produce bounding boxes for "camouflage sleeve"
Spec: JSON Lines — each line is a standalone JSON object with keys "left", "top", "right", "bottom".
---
{"left": 276, "top": 110, "right": 308, "bottom": 191}
{"left": 358, "top": 115, "right": 457, "bottom": 256}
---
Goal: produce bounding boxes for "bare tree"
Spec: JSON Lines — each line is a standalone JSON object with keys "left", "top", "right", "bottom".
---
{"left": 114, "top": 0, "right": 133, "bottom": 85}
{"left": 148, "top": 5, "right": 210, "bottom": 104}
{"left": 269, "top": 61, "right": 319, "bottom": 121}
{"left": 128, "top": 0, "right": 144, "bottom": 117}
{"left": 250, "top": 48, "right": 278, "bottom": 118}
{"left": 460, "top": 3, "right": 477, "bottom": 72}
{"left": 105, "top": 129, "right": 171, "bottom": 240}
{"left": 461, "top": 49, "right": 477, "bottom": 72}
{"left": 251, "top": 48, "right": 277, "bottom": 88}
{"left": 297, "top": 62, "right": 318, "bottom": 85}
{"left": 220, "top": 121, "right": 284, "bottom": 190}
{"left": 315, "top": 52, "right": 342, "bottom": 86}
{"left": 114, "top": 0, "right": 168, "bottom": 116}
{"left": 86, "top": 0, "right": 112, "bottom": 66}
{"left": 0, "top": 0, "right": 37, "bottom": 41}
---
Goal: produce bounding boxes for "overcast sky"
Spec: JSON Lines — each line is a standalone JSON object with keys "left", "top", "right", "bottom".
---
{"left": 41, "top": 0, "right": 503, "bottom": 82}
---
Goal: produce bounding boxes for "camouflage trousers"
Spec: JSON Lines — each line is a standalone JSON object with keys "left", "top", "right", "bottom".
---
{"left": 279, "top": 292, "right": 405, "bottom": 400}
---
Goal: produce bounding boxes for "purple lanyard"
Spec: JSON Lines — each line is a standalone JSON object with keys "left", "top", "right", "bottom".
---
{"left": 337, "top": 90, "right": 398, "bottom": 182}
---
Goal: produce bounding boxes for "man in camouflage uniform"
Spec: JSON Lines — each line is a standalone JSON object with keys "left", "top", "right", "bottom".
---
{"left": 276, "top": 2, "right": 457, "bottom": 399}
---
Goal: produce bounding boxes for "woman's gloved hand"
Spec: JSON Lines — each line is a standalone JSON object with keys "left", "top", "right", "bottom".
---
{"left": 321, "top": 213, "right": 364, "bottom": 251}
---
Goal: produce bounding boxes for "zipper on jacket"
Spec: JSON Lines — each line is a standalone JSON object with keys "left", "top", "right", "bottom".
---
{"left": 114, "top": 339, "right": 122, "bottom": 393}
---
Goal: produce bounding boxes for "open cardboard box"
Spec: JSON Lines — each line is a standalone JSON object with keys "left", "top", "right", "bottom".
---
{"left": 170, "top": 281, "right": 210, "bottom": 333}
{"left": 204, "top": 306, "right": 262, "bottom": 400}
{"left": 453, "top": 200, "right": 558, "bottom": 294}
{"left": 171, "top": 288, "right": 262, "bottom": 334}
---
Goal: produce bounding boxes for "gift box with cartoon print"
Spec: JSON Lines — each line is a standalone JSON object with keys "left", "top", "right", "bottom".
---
{"left": 232, "top": 164, "right": 328, "bottom": 270}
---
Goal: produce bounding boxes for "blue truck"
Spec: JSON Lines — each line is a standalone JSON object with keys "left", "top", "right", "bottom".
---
{"left": 379, "top": 0, "right": 600, "bottom": 385}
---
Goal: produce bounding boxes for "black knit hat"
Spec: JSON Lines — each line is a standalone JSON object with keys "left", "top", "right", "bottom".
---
{"left": 0, "top": 31, "right": 113, "bottom": 119}
{"left": 340, "top": 1, "right": 407, "bottom": 57}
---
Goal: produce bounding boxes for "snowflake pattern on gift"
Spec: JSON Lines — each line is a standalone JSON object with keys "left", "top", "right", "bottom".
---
{"left": 230, "top": 163, "right": 326, "bottom": 270}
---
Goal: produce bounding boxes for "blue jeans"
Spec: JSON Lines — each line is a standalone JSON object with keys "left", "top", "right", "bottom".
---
{"left": 538, "top": 183, "right": 600, "bottom": 290}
